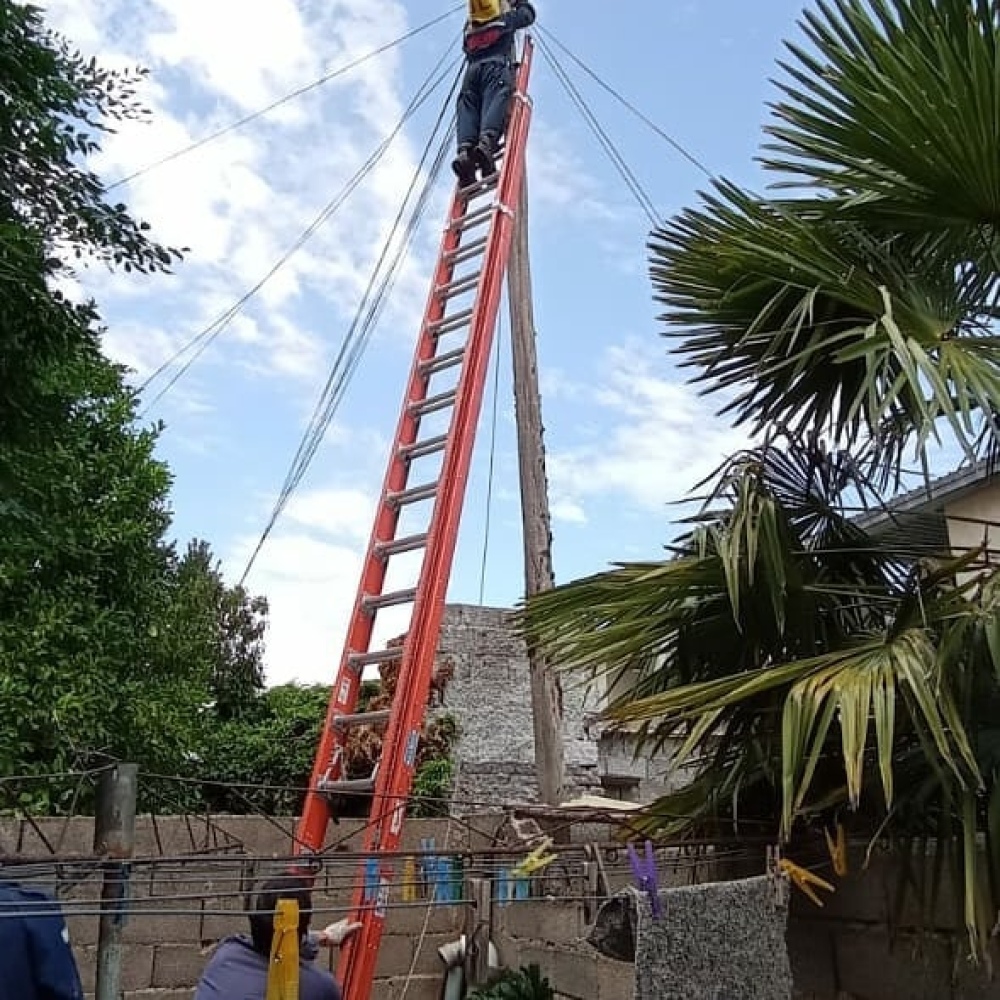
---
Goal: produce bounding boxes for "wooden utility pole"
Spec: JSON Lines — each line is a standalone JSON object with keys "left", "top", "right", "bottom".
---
{"left": 508, "top": 179, "right": 565, "bottom": 806}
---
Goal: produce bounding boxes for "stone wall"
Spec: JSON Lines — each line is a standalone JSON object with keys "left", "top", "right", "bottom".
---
{"left": 436, "top": 604, "right": 601, "bottom": 806}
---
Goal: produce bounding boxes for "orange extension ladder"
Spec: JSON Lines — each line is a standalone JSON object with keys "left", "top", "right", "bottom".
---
{"left": 293, "top": 39, "right": 535, "bottom": 999}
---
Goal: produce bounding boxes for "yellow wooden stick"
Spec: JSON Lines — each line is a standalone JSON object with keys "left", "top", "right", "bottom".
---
{"left": 266, "top": 899, "right": 300, "bottom": 1000}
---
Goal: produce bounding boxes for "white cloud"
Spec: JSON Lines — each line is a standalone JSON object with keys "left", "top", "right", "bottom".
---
{"left": 232, "top": 484, "right": 422, "bottom": 685}
{"left": 548, "top": 340, "right": 748, "bottom": 520}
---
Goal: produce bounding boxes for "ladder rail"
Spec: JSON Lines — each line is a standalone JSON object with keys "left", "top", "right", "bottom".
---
{"left": 295, "top": 161, "right": 470, "bottom": 854}
{"left": 338, "top": 42, "right": 535, "bottom": 998}
{"left": 291, "top": 37, "right": 535, "bottom": 1000}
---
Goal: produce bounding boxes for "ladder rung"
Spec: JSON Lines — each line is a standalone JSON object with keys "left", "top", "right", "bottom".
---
{"left": 319, "top": 776, "right": 376, "bottom": 795}
{"left": 458, "top": 174, "right": 499, "bottom": 199}
{"left": 362, "top": 588, "right": 418, "bottom": 613}
{"left": 399, "top": 434, "right": 448, "bottom": 461}
{"left": 419, "top": 348, "right": 465, "bottom": 377}
{"left": 347, "top": 647, "right": 403, "bottom": 670}
{"left": 387, "top": 481, "right": 439, "bottom": 507}
{"left": 375, "top": 532, "right": 429, "bottom": 558}
{"left": 452, "top": 204, "right": 495, "bottom": 232}
{"left": 333, "top": 710, "right": 392, "bottom": 729}
{"left": 445, "top": 237, "right": 488, "bottom": 266}
{"left": 428, "top": 308, "right": 474, "bottom": 338}
{"left": 410, "top": 389, "right": 457, "bottom": 417}
{"left": 437, "top": 273, "right": 481, "bottom": 301}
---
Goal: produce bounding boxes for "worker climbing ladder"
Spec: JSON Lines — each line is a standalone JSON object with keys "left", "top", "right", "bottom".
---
{"left": 293, "top": 39, "right": 535, "bottom": 999}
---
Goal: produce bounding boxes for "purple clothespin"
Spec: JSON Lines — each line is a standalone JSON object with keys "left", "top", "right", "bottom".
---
{"left": 627, "top": 840, "right": 663, "bottom": 920}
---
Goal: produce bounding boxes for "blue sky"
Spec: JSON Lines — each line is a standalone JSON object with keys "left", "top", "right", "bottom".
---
{"left": 43, "top": 0, "right": 829, "bottom": 684}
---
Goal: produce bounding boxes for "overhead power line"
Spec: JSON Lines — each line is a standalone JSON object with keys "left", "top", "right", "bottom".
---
{"left": 107, "top": 5, "right": 464, "bottom": 192}
{"left": 238, "top": 71, "right": 461, "bottom": 583}
{"left": 138, "top": 47, "right": 459, "bottom": 413}
{"left": 536, "top": 36, "right": 660, "bottom": 227}
{"left": 539, "top": 27, "right": 714, "bottom": 179}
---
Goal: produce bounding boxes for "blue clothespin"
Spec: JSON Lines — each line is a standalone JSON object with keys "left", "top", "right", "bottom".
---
{"left": 627, "top": 840, "right": 663, "bottom": 920}
{"left": 363, "top": 858, "right": 379, "bottom": 904}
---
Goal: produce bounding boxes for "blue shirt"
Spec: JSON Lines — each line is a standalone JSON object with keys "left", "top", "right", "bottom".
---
{"left": 0, "top": 882, "right": 84, "bottom": 1000}
{"left": 194, "top": 936, "right": 342, "bottom": 1000}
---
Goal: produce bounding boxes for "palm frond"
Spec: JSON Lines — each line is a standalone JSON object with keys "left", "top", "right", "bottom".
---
{"left": 763, "top": 0, "right": 1000, "bottom": 226}
{"left": 651, "top": 183, "right": 1000, "bottom": 477}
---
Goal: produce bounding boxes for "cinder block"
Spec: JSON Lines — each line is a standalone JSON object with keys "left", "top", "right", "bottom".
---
{"left": 151, "top": 944, "right": 212, "bottom": 989}
{"left": 833, "top": 928, "right": 951, "bottom": 1000}
{"left": 126, "top": 907, "right": 205, "bottom": 946}
{"left": 499, "top": 900, "right": 583, "bottom": 944}
{"left": 384, "top": 903, "right": 465, "bottom": 937}
{"left": 786, "top": 919, "right": 837, "bottom": 998}
{"left": 376, "top": 933, "right": 456, "bottom": 978}
{"left": 66, "top": 913, "right": 99, "bottom": 947}
{"left": 953, "top": 943, "right": 1000, "bottom": 1000}
{"left": 596, "top": 955, "right": 633, "bottom": 1000}
{"left": 371, "top": 974, "right": 442, "bottom": 1000}
{"left": 75, "top": 944, "right": 155, "bottom": 993}
{"left": 517, "top": 944, "right": 598, "bottom": 1000}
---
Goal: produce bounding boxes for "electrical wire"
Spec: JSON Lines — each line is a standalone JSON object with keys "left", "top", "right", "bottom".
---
{"left": 106, "top": 6, "right": 464, "bottom": 192}
{"left": 237, "top": 71, "right": 461, "bottom": 584}
{"left": 138, "top": 47, "right": 459, "bottom": 413}
{"left": 478, "top": 297, "right": 505, "bottom": 604}
{"left": 538, "top": 27, "right": 714, "bottom": 179}
{"left": 535, "top": 36, "right": 660, "bottom": 227}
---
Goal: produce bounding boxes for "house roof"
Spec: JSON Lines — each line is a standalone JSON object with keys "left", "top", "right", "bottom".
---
{"left": 854, "top": 460, "right": 997, "bottom": 556}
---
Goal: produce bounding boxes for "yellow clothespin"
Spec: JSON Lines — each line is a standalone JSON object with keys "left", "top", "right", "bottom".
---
{"left": 266, "top": 899, "right": 300, "bottom": 1000}
{"left": 824, "top": 822, "right": 848, "bottom": 877}
{"left": 510, "top": 837, "right": 557, "bottom": 879}
{"left": 778, "top": 857, "right": 835, "bottom": 908}
{"left": 402, "top": 856, "right": 418, "bottom": 902}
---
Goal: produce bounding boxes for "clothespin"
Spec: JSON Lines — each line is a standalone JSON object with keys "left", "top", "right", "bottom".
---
{"left": 778, "top": 856, "right": 835, "bottom": 908}
{"left": 266, "top": 898, "right": 300, "bottom": 1000}
{"left": 510, "top": 837, "right": 557, "bottom": 879}
{"left": 496, "top": 867, "right": 511, "bottom": 908}
{"left": 401, "top": 856, "right": 417, "bottom": 903}
{"left": 627, "top": 840, "right": 663, "bottom": 920}
{"left": 363, "top": 858, "right": 379, "bottom": 905}
{"left": 824, "top": 821, "right": 848, "bottom": 877}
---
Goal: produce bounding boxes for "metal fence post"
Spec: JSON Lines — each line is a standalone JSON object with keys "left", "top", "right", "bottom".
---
{"left": 94, "top": 763, "right": 137, "bottom": 1000}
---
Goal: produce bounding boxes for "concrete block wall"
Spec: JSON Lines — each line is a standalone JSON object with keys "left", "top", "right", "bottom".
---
{"left": 436, "top": 604, "right": 601, "bottom": 806}
{"left": 0, "top": 815, "right": 484, "bottom": 1000}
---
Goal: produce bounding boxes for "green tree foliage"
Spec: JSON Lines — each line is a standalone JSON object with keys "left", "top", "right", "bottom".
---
{"left": 195, "top": 684, "right": 332, "bottom": 816}
{"left": 524, "top": 0, "right": 1000, "bottom": 964}
{"left": 0, "top": 1, "right": 265, "bottom": 804}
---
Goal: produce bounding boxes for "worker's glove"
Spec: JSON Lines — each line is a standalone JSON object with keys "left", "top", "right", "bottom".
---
{"left": 317, "top": 918, "right": 363, "bottom": 947}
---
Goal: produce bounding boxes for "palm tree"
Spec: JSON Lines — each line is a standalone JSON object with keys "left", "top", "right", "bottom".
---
{"left": 523, "top": 0, "right": 1000, "bottom": 962}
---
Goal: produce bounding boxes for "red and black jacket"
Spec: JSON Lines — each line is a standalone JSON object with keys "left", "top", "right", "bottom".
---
{"left": 462, "top": 1, "right": 536, "bottom": 64}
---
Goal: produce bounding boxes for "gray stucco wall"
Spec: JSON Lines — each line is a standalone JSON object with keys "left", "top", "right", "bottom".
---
{"left": 435, "top": 604, "right": 601, "bottom": 807}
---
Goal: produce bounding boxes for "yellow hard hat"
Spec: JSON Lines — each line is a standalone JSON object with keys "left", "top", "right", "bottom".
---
{"left": 468, "top": 0, "right": 503, "bottom": 24}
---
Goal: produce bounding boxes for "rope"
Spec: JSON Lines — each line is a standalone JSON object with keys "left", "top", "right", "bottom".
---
{"left": 535, "top": 36, "right": 660, "bottom": 227}
{"left": 237, "top": 69, "right": 461, "bottom": 583}
{"left": 478, "top": 297, "right": 505, "bottom": 604}
{"left": 106, "top": 6, "right": 464, "bottom": 192}
{"left": 538, "top": 27, "right": 714, "bottom": 178}
{"left": 138, "top": 47, "right": 458, "bottom": 411}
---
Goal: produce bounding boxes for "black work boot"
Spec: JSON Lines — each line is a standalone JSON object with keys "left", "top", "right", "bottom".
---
{"left": 451, "top": 145, "right": 477, "bottom": 188}
{"left": 472, "top": 133, "right": 499, "bottom": 178}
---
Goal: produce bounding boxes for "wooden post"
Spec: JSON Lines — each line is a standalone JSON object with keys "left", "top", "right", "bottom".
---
{"left": 464, "top": 876, "right": 493, "bottom": 988}
{"left": 508, "top": 178, "right": 565, "bottom": 806}
{"left": 93, "top": 763, "right": 137, "bottom": 1000}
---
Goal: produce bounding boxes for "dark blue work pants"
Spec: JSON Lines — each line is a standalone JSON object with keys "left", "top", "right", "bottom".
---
{"left": 457, "top": 58, "right": 514, "bottom": 148}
